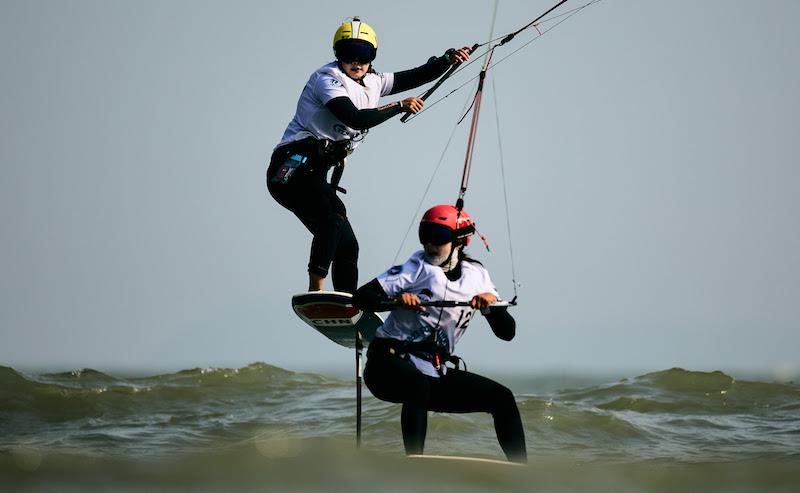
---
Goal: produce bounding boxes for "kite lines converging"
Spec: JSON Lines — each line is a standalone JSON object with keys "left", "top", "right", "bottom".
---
{"left": 393, "top": 0, "right": 604, "bottom": 301}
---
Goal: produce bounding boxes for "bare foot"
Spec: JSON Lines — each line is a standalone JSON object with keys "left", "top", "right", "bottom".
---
{"left": 308, "top": 273, "right": 324, "bottom": 291}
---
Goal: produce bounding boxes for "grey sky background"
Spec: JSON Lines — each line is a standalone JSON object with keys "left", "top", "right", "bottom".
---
{"left": 1, "top": 0, "right": 798, "bottom": 377}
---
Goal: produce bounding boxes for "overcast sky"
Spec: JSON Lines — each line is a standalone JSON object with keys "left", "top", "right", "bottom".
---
{"left": 1, "top": 0, "right": 798, "bottom": 378}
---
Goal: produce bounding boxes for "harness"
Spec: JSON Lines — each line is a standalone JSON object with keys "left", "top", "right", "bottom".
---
{"left": 368, "top": 337, "right": 466, "bottom": 375}
{"left": 271, "top": 137, "right": 351, "bottom": 193}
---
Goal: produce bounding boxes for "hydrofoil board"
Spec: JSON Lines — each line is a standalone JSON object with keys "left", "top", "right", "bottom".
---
{"left": 291, "top": 291, "right": 382, "bottom": 349}
{"left": 407, "top": 454, "right": 522, "bottom": 466}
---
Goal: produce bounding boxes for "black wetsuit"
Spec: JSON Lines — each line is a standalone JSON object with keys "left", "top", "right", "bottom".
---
{"left": 353, "top": 267, "right": 528, "bottom": 463}
{"left": 267, "top": 55, "right": 452, "bottom": 293}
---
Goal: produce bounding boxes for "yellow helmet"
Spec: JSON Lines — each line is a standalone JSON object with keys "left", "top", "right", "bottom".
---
{"left": 333, "top": 17, "right": 378, "bottom": 62}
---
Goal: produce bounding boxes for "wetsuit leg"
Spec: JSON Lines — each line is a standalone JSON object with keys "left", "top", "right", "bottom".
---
{"left": 266, "top": 151, "right": 358, "bottom": 292}
{"left": 304, "top": 195, "right": 346, "bottom": 281}
{"left": 364, "top": 350, "right": 430, "bottom": 455}
{"left": 429, "top": 369, "right": 527, "bottom": 463}
{"left": 330, "top": 217, "right": 358, "bottom": 294}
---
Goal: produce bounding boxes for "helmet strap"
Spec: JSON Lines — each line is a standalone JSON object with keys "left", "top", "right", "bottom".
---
{"left": 438, "top": 244, "right": 462, "bottom": 273}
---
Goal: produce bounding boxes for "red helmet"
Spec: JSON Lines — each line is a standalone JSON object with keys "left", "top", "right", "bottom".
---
{"left": 419, "top": 204, "right": 476, "bottom": 246}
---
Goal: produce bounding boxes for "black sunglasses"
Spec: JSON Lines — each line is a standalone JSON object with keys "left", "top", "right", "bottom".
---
{"left": 336, "top": 43, "right": 376, "bottom": 65}
{"left": 339, "top": 56, "right": 372, "bottom": 64}
{"left": 419, "top": 222, "right": 453, "bottom": 246}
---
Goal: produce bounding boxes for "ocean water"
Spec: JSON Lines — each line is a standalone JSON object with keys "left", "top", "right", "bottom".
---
{"left": 1, "top": 363, "right": 799, "bottom": 492}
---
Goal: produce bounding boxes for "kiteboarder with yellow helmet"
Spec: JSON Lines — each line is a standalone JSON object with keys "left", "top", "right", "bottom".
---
{"left": 267, "top": 17, "right": 470, "bottom": 293}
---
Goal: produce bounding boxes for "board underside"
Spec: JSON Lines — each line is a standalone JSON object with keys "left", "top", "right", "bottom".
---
{"left": 292, "top": 291, "right": 382, "bottom": 349}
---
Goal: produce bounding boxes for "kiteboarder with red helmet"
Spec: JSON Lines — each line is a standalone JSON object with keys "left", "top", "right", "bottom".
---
{"left": 353, "top": 204, "right": 527, "bottom": 463}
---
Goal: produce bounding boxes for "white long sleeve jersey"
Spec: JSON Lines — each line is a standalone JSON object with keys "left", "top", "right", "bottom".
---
{"left": 375, "top": 251, "right": 499, "bottom": 377}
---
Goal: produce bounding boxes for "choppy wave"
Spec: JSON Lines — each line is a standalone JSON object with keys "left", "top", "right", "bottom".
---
{"left": 1, "top": 364, "right": 798, "bottom": 463}
{"left": 558, "top": 368, "right": 800, "bottom": 414}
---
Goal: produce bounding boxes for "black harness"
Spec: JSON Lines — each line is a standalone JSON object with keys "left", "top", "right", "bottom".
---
{"left": 271, "top": 137, "right": 351, "bottom": 193}
{"left": 368, "top": 337, "right": 466, "bottom": 375}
